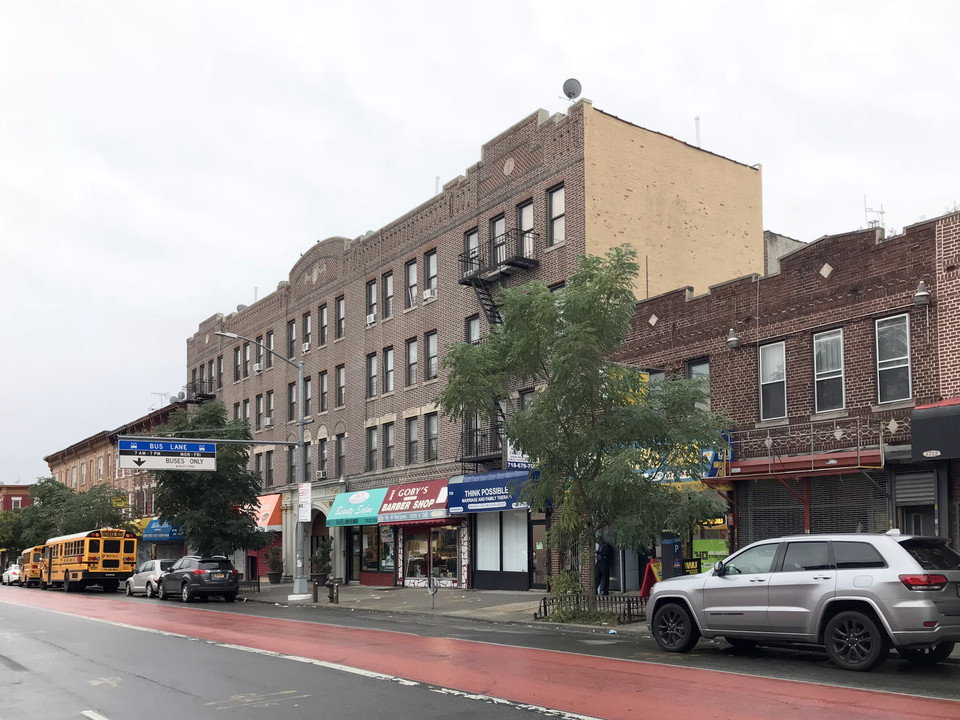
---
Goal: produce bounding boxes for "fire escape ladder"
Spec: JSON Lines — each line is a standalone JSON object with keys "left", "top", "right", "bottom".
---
{"left": 471, "top": 279, "right": 502, "bottom": 327}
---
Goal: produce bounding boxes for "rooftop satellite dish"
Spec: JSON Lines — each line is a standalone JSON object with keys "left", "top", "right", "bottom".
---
{"left": 562, "top": 78, "right": 582, "bottom": 101}
{"left": 236, "top": 304, "right": 248, "bottom": 312}
{"left": 177, "top": 391, "right": 186, "bottom": 400}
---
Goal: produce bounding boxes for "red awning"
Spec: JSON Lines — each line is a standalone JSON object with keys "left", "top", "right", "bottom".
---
{"left": 727, "top": 448, "right": 883, "bottom": 479}
{"left": 256, "top": 494, "right": 283, "bottom": 532}
{"left": 378, "top": 478, "right": 449, "bottom": 524}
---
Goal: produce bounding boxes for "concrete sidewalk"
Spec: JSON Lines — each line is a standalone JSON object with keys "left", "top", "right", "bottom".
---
{"left": 240, "top": 579, "right": 646, "bottom": 634}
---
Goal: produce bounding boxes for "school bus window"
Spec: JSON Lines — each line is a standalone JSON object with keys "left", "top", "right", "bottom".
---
{"left": 90, "top": 539, "right": 100, "bottom": 552}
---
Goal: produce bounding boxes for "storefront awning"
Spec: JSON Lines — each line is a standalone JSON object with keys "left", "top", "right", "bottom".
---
{"left": 327, "top": 487, "right": 390, "bottom": 526}
{"left": 256, "top": 493, "right": 283, "bottom": 532}
{"left": 378, "top": 478, "right": 449, "bottom": 524}
{"left": 132, "top": 517, "right": 152, "bottom": 535}
{"left": 912, "top": 398, "right": 960, "bottom": 461}
{"left": 142, "top": 518, "right": 184, "bottom": 542}
{"left": 447, "top": 469, "right": 531, "bottom": 514}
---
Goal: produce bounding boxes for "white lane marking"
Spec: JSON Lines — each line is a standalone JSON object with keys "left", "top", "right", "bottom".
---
{"left": 23, "top": 606, "right": 600, "bottom": 720}
{"left": 81, "top": 711, "right": 112, "bottom": 720}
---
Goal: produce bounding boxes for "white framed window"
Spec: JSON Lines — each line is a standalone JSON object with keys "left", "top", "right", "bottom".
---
{"left": 547, "top": 184, "right": 565, "bottom": 247}
{"left": 814, "top": 329, "right": 844, "bottom": 412}
{"left": 424, "top": 250, "right": 437, "bottom": 293}
{"left": 405, "top": 260, "right": 418, "bottom": 309}
{"left": 876, "top": 314, "right": 911, "bottom": 403}
{"left": 760, "top": 342, "right": 786, "bottom": 420}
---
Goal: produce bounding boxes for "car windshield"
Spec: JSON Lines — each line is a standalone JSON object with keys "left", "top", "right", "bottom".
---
{"left": 899, "top": 538, "right": 960, "bottom": 570}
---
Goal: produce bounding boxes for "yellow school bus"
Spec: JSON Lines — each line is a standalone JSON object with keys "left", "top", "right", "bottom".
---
{"left": 41, "top": 528, "right": 138, "bottom": 593}
{"left": 18, "top": 545, "right": 45, "bottom": 588}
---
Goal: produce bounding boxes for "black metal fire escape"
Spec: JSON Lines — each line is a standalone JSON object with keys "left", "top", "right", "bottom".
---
{"left": 457, "top": 228, "right": 541, "bottom": 471}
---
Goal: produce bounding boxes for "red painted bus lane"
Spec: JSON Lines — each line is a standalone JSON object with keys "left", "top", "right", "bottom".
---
{"left": 8, "top": 591, "right": 960, "bottom": 720}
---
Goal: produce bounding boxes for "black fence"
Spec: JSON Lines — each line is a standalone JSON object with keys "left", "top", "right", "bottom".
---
{"left": 535, "top": 594, "right": 646, "bottom": 624}
{"left": 238, "top": 578, "right": 261, "bottom": 594}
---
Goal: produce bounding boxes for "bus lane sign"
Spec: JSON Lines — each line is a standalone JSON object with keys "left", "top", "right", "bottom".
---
{"left": 118, "top": 440, "right": 217, "bottom": 472}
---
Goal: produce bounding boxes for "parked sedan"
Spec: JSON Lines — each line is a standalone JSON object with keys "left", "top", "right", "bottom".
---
{"left": 1, "top": 562, "right": 20, "bottom": 585}
{"left": 125, "top": 559, "right": 174, "bottom": 597}
{"left": 156, "top": 555, "right": 239, "bottom": 602}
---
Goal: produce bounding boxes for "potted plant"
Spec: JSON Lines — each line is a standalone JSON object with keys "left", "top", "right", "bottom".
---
{"left": 264, "top": 545, "right": 283, "bottom": 584}
{"left": 310, "top": 536, "right": 333, "bottom": 584}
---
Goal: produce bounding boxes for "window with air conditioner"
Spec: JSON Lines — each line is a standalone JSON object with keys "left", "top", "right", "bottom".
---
{"left": 254, "top": 362, "right": 263, "bottom": 373}
{"left": 302, "top": 342, "right": 311, "bottom": 354}
{"left": 366, "top": 279, "right": 377, "bottom": 321}
{"left": 424, "top": 249, "right": 437, "bottom": 296}
{"left": 317, "top": 470, "right": 327, "bottom": 480}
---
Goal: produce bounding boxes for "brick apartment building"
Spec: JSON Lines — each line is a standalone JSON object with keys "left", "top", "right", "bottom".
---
{"left": 615, "top": 211, "right": 960, "bottom": 572}
{"left": 44, "top": 403, "right": 191, "bottom": 561}
{"left": 0, "top": 485, "right": 32, "bottom": 513}
{"left": 185, "top": 99, "right": 768, "bottom": 589}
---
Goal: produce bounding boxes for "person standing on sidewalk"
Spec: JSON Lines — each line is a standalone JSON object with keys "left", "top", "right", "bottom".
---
{"left": 594, "top": 539, "right": 613, "bottom": 595}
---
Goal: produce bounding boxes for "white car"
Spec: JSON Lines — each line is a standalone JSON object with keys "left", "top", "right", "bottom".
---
{"left": 125, "top": 559, "right": 174, "bottom": 597}
{"left": 1, "top": 563, "right": 20, "bottom": 586}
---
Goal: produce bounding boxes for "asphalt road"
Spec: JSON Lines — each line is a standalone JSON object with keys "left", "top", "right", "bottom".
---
{"left": 2, "top": 584, "right": 960, "bottom": 720}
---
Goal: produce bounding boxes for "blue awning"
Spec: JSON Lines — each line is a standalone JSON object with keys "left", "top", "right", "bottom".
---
{"left": 142, "top": 518, "right": 184, "bottom": 542}
{"left": 447, "top": 470, "right": 532, "bottom": 514}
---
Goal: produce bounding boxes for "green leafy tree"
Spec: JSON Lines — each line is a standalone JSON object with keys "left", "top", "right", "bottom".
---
{"left": 15, "top": 477, "right": 133, "bottom": 548}
{"left": 437, "top": 245, "right": 729, "bottom": 594}
{"left": 19, "top": 477, "right": 74, "bottom": 546}
{"left": 0, "top": 509, "right": 24, "bottom": 559}
{"left": 153, "top": 401, "right": 270, "bottom": 556}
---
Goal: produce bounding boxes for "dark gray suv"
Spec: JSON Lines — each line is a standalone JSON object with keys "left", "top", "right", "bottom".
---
{"left": 157, "top": 555, "right": 239, "bottom": 603}
{"left": 648, "top": 530, "right": 960, "bottom": 671}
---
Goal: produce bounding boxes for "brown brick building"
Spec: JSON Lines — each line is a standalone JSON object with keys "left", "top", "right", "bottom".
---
{"left": 615, "top": 211, "right": 960, "bottom": 564}
{"left": 185, "top": 99, "right": 768, "bottom": 588}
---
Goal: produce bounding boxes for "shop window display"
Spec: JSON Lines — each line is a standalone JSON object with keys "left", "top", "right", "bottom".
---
{"left": 403, "top": 526, "right": 459, "bottom": 581}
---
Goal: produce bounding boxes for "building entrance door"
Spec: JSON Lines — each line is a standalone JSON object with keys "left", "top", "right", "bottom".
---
{"left": 530, "top": 518, "right": 547, "bottom": 590}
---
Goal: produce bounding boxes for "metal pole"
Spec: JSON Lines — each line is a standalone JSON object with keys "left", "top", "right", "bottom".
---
{"left": 213, "top": 331, "right": 311, "bottom": 599}
{"left": 292, "top": 359, "right": 308, "bottom": 596}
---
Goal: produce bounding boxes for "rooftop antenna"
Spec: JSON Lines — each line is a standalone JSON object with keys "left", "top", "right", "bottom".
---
{"left": 695, "top": 117, "right": 701, "bottom": 147}
{"left": 864, "top": 196, "right": 885, "bottom": 229}
{"left": 562, "top": 78, "right": 582, "bottom": 105}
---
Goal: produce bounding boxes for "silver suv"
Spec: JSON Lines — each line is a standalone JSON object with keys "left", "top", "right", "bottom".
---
{"left": 647, "top": 530, "right": 960, "bottom": 671}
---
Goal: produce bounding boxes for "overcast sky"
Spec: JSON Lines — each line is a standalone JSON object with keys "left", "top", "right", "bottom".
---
{"left": 2, "top": 2, "right": 958, "bottom": 485}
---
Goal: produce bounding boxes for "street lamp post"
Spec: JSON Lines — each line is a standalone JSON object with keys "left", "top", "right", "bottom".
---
{"left": 215, "top": 331, "right": 311, "bottom": 599}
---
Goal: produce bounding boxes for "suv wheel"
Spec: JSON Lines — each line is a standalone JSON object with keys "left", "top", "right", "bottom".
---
{"left": 181, "top": 582, "right": 193, "bottom": 603}
{"left": 897, "top": 642, "right": 955, "bottom": 664}
{"left": 652, "top": 602, "right": 700, "bottom": 653}
{"left": 146, "top": 582, "right": 156, "bottom": 599}
{"left": 824, "top": 611, "right": 890, "bottom": 671}
{"left": 223, "top": 593, "right": 237, "bottom": 603}
{"left": 158, "top": 581, "right": 169, "bottom": 600}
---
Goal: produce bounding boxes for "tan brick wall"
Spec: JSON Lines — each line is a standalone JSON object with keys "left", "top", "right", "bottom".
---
{"left": 583, "top": 105, "right": 763, "bottom": 299}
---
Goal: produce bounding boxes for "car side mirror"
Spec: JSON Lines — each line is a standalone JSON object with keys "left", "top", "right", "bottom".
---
{"left": 713, "top": 561, "right": 725, "bottom": 576}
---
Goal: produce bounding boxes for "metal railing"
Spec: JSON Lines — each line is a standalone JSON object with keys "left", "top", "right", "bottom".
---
{"left": 535, "top": 594, "right": 647, "bottom": 623}
{"left": 460, "top": 423, "right": 504, "bottom": 461}
{"left": 459, "top": 229, "right": 540, "bottom": 283}
{"left": 720, "top": 411, "right": 913, "bottom": 475}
